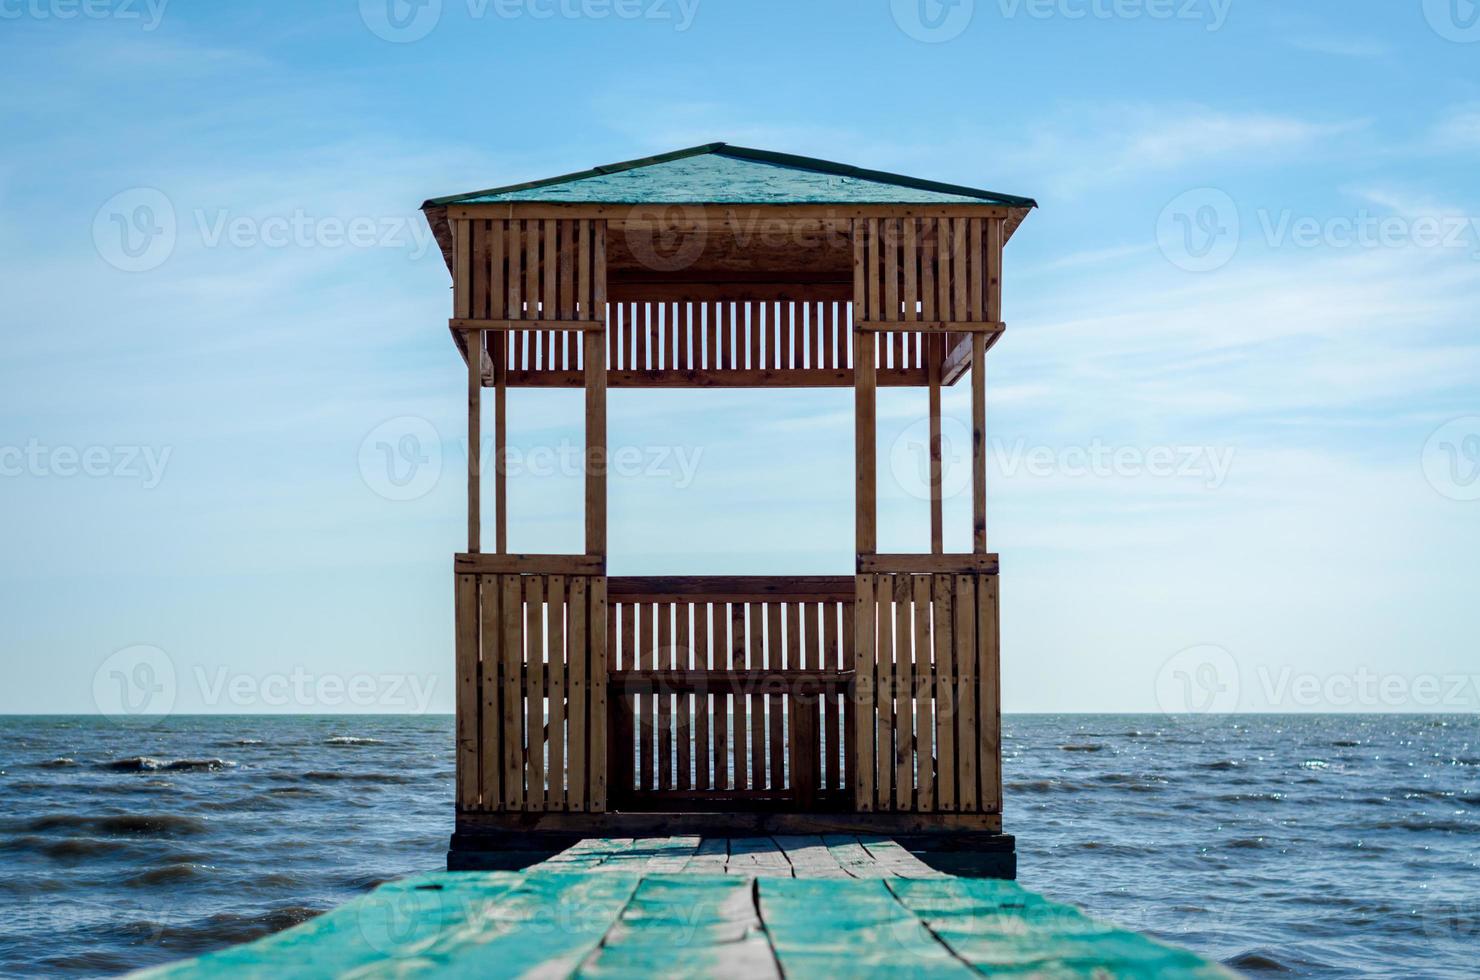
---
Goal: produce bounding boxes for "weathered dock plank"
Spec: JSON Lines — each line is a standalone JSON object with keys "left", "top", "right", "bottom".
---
{"left": 139, "top": 842, "right": 1234, "bottom": 979}
{"left": 579, "top": 875, "right": 777, "bottom": 977}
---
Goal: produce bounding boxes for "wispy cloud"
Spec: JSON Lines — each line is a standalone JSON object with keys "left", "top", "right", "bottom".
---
{"left": 1286, "top": 36, "right": 1389, "bottom": 59}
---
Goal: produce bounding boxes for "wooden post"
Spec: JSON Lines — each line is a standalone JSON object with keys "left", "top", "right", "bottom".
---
{"left": 586, "top": 223, "right": 607, "bottom": 559}
{"left": 468, "top": 328, "right": 482, "bottom": 554}
{"left": 494, "top": 334, "right": 508, "bottom": 554}
{"left": 928, "top": 334, "right": 943, "bottom": 554}
{"left": 971, "top": 332, "right": 986, "bottom": 554}
{"left": 853, "top": 221, "right": 877, "bottom": 557}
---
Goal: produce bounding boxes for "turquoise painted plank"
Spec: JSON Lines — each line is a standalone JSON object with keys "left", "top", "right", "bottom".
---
{"left": 887, "top": 878, "right": 1236, "bottom": 979}
{"left": 759, "top": 877, "right": 972, "bottom": 976}
{"left": 139, "top": 872, "right": 638, "bottom": 979}
{"left": 577, "top": 875, "right": 776, "bottom": 978}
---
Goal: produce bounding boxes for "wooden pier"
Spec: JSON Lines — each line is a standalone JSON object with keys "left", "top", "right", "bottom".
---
{"left": 424, "top": 144, "right": 1034, "bottom": 868}
{"left": 140, "top": 837, "right": 1231, "bottom": 978}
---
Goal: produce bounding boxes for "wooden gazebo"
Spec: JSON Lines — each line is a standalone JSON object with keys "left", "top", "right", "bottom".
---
{"left": 422, "top": 144, "right": 1034, "bottom": 874}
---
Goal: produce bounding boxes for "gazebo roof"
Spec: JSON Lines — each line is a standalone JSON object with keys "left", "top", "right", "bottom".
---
{"left": 423, "top": 143, "right": 1037, "bottom": 209}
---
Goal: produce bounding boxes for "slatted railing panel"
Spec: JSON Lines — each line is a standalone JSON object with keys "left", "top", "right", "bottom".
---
{"left": 453, "top": 571, "right": 608, "bottom": 814}
{"left": 454, "top": 217, "right": 605, "bottom": 376}
{"left": 607, "top": 579, "right": 853, "bottom": 811}
{"left": 852, "top": 571, "right": 1000, "bottom": 815}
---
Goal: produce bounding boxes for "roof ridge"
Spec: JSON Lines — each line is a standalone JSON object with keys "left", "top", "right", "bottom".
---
{"left": 422, "top": 143, "right": 1036, "bottom": 210}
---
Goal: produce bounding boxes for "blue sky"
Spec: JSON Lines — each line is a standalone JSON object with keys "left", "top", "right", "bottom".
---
{"left": 2, "top": 0, "right": 1478, "bottom": 714}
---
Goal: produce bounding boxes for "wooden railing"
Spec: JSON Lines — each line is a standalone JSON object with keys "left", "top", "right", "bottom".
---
{"left": 454, "top": 567, "right": 1000, "bottom": 821}
{"left": 853, "top": 569, "right": 1001, "bottom": 815}
{"left": 453, "top": 558, "right": 608, "bottom": 814}
{"left": 607, "top": 577, "right": 854, "bottom": 812}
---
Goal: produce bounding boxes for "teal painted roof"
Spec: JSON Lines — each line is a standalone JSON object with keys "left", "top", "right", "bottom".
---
{"left": 425, "top": 143, "right": 1036, "bottom": 209}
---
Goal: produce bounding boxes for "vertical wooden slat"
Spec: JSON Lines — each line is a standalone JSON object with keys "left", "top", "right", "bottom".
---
{"left": 658, "top": 601, "right": 673, "bottom": 790}
{"left": 471, "top": 221, "right": 488, "bottom": 320}
{"left": 774, "top": 602, "right": 793, "bottom": 789}
{"left": 818, "top": 601, "right": 833, "bottom": 790}
{"left": 559, "top": 219, "right": 575, "bottom": 320}
{"left": 841, "top": 596, "right": 855, "bottom": 799}
{"left": 932, "top": 574, "right": 956, "bottom": 812}
{"left": 969, "top": 218, "right": 984, "bottom": 321}
{"left": 731, "top": 602, "right": 748, "bottom": 789}
{"left": 854, "top": 575, "right": 875, "bottom": 811}
{"left": 694, "top": 602, "right": 711, "bottom": 790}
{"left": 640, "top": 601, "right": 655, "bottom": 791}
{"left": 542, "top": 219, "right": 557, "bottom": 324}
{"left": 524, "top": 575, "right": 546, "bottom": 810}
{"left": 667, "top": 301, "right": 679, "bottom": 372}
{"left": 884, "top": 218, "right": 900, "bottom": 323}
{"left": 866, "top": 218, "right": 882, "bottom": 321}
{"left": 589, "top": 575, "right": 608, "bottom": 812}
{"left": 952, "top": 218, "right": 968, "bottom": 321}
{"left": 568, "top": 576, "right": 587, "bottom": 811}
{"left": 677, "top": 301, "right": 690, "bottom": 370}
{"left": 507, "top": 221, "right": 523, "bottom": 320}
{"left": 652, "top": 302, "right": 664, "bottom": 371}
{"left": 524, "top": 219, "right": 540, "bottom": 320}
{"left": 713, "top": 602, "right": 729, "bottom": 789}
{"left": 987, "top": 218, "right": 1004, "bottom": 324}
{"left": 792, "top": 299, "right": 804, "bottom": 370}
{"left": 893, "top": 574, "right": 913, "bottom": 812}
{"left": 501, "top": 575, "right": 523, "bottom": 810}
{"left": 771, "top": 301, "right": 784, "bottom": 370}
{"left": 479, "top": 575, "right": 502, "bottom": 810}
{"left": 455, "top": 572, "right": 479, "bottom": 809}
{"left": 576, "top": 219, "right": 590, "bottom": 320}
{"left": 677, "top": 603, "right": 692, "bottom": 791}
{"left": 793, "top": 689, "right": 818, "bottom": 811}
{"left": 903, "top": 219, "right": 918, "bottom": 323}
{"left": 913, "top": 574, "right": 934, "bottom": 812}
{"left": 453, "top": 219, "right": 471, "bottom": 320}
{"left": 934, "top": 219, "right": 951, "bottom": 324}
{"left": 621, "top": 601, "right": 637, "bottom": 794}
{"left": 767, "top": 602, "right": 783, "bottom": 790}
{"left": 635, "top": 298, "right": 648, "bottom": 372}
{"left": 954, "top": 574, "right": 978, "bottom": 812}
{"left": 876, "top": 574, "right": 894, "bottom": 810}
{"left": 749, "top": 300, "right": 762, "bottom": 371}
{"left": 749, "top": 602, "right": 766, "bottom": 790}
{"left": 978, "top": 575, "right": 1002, "bottom": 813}
{"left": 547, "top": 576, "right": 566, "bottom": 811}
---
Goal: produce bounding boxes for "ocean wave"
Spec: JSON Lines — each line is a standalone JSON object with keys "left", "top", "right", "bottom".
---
{"left": 38, "top": 757, "right": 78, "bottom": 768}
{"left": 1198, "top": 760, "right": 1240, "bottom": 770}
{"left": 101, "top": 757, "right": 234, "bottom": 773}
{"left": 1225, "top": 949, "right": 1296, "bottom": 973}
{"left": 21, "top": 813, "right": 208, "bottom": 837}
{"left": 123, "top": 862, "right": 211, "bottom": 887}
{"left": 224, "top": 738, "right": 265, "bottom": 746}
{"left": 300, "top": 770, "right": 412, "bottom": 784}
{"left": 325, "top": 736, "right": 383, "bottom": 746}
{"left": 1060, "top": 743, "right": 1105, "bottom": 752}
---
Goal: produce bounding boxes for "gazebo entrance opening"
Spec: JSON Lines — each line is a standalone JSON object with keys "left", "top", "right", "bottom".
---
{"left": 424, "top": 144, "right": 1032, "bottom": 866}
